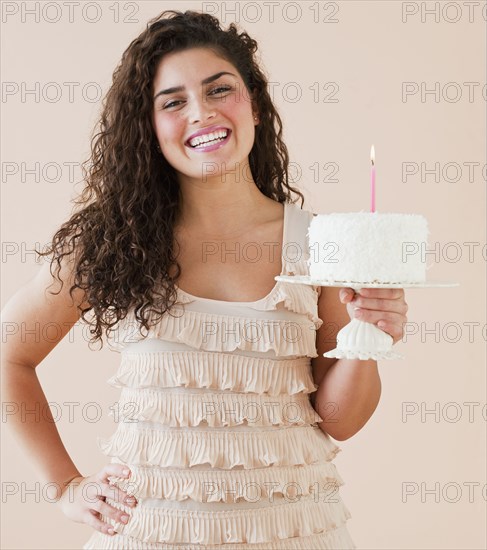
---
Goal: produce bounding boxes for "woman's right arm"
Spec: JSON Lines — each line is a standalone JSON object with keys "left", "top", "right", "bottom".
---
{"left": 1, "top": 256, "right": 137, "bottom": 535}
{"left": 1, "top": 255, "right": 88, "bottom": 499}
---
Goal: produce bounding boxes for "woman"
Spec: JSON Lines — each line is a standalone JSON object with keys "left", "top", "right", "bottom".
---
{"left": 1, "top": 10, "right": 408, "bottom": 549}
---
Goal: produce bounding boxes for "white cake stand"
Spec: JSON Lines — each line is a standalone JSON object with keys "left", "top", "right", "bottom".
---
{"left": 275, "top": 276, "right": 460, "bottom": 360}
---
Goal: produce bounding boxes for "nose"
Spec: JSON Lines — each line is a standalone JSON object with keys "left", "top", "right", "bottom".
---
{"left": 188, "top": 92, "right": 216, "bottom": 124}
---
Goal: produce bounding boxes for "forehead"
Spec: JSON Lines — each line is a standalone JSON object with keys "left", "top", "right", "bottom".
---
{"left": 153, "top": 47, "right": 238, "bottom": 89}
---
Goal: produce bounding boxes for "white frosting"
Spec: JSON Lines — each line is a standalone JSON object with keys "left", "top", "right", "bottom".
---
{"left": 307, "top": 211, "right": 429, "bottom": 284}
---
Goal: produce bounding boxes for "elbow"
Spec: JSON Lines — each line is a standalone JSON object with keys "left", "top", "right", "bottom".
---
{"left": 319, "top": 411, "right": 378, "bottom": 441}
{"left": 324, "top": 426, "right": 358, "bottom": 441}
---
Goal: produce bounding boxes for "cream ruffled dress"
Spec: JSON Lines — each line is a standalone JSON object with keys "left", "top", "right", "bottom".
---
{"left": 82, "top": 201, "right": 356, "bottom": 549}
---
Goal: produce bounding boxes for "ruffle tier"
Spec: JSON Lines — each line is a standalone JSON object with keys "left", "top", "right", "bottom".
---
{"left": 110, "top": 385, "right": 323, "bottom": 427}
{"left": 250, "top": 283, "right": 321, "bottom": 327}
{"left": 107, "top": 351, "right": 319, "bottom": 397}
{"left": 83, "top": 522, "right": 356, "bottom": 549}
{"left": 105, "top": 460, "right": 344, "bottom": 502}
{"left": 97, "top": 423, "right": 340, "bottom": 470}
{"left": 177, "top": 282, "right": 322, "bottom": 329}
{"left": 107, "top": 305, "right": 319, "bottom": 357}
{"left": 95, "top": 491, "right": 351, "bottom": 545}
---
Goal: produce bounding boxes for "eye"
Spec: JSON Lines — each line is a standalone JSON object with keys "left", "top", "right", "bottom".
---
{"left": 162, "top": 99, "right": 182, "bottom": 109}
{"left": 208, "top": 85, "right": 232, "bottom": 95}
{"left": 161, "top": 85, "right": 233, "bottom": 110}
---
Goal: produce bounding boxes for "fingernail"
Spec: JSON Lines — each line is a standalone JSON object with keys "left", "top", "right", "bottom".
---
{"left": 123, "top": 469, "right": 130, "bottom": 476}
{"left": 125, "top": 497, "right": 136, "bottom": 506}
{"left": 108, "top": 528, "right": 115, "bottom": 535}
{"left": 121, "top": 514, "right": 129, "bottom": 523}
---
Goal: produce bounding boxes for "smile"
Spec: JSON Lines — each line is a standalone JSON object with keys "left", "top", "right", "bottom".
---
{"left": 185, "top": 129, "right": 232, "bottom": 153}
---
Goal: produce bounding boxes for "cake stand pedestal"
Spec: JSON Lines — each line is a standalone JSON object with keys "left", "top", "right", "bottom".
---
{"left": 274, "top": 277, "right": 459, "bottom": 361}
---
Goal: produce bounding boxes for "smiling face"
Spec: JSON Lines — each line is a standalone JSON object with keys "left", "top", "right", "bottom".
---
{"left": 151, "top": 47, "right": 258, "bottom": 183}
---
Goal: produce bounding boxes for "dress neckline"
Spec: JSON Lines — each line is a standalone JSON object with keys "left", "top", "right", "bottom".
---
{"left": 176, "top": 201, "right": 289, "bottom": 306}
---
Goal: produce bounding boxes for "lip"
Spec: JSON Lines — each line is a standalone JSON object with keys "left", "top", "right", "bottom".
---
{"left": 185, "top": 127, "right": 232, "bottom": 153}
{"left": 185, "top": 125, "right": 231, "bottom": 147}
{"left": 186, "top": 129, "right": 232, "bottom": 153}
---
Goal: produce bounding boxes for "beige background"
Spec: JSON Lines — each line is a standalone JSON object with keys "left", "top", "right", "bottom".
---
{"left": 1, "top": 1, "right": 485, "bottom": 548}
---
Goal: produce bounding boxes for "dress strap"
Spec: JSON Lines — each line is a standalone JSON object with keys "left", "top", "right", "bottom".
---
{"left": 281, "top": 202, "right": 313, "bottom": 277}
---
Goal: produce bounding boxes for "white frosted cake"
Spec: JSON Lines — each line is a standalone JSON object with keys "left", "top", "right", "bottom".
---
{"left": 307, "top": 211, "right": 429, "bottom": 284}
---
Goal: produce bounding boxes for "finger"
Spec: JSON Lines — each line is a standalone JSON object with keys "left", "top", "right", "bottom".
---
{"left": 84, "top": 464, "right": 131, "bottom": 505}
{"left": 339, "top": 288, "right": 356, "bottom": 303}
{"left": 350, "top": 296, "right": 408, "bottom": 315}
{"left": 353, "top": 308, "right": 406, "bottom": 327}
{"left": 90, "top": 496, "right": 132, "bottom": 527}
{"left": 101, "top": 480, "right": 138, "bottom": 508}
{"left": 84, "top": 509, "right": 117, "bottom": 536}
{"left": 96, "top": 464, "right": 132, "bottom": 485}
{"left": 358, "top": 288, "right": 404, "bottom": 300}
{"left": 375, "top": 321, "right": 405, "bottom": 343}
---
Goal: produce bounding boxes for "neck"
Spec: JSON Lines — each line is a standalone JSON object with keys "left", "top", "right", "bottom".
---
{"left": 175, "top": 166, "right": 272, "bottom": 238}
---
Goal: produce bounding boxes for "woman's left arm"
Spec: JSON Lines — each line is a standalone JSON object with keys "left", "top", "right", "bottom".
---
{"left": 310, "top": 287, "right": 408, "bottom": 441}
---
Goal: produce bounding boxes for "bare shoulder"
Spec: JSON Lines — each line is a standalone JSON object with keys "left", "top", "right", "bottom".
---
{"left": 1, "top": 254, "right": 92, "bottom": 369}
{"left": 245, "top": 199, "right": 285, "bottom": 240}
{"left": 259, "top": 198, "right": 285, "bottom": 225}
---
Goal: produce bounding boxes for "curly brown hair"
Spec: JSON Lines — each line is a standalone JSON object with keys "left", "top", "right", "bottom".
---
{"left": 37, "top": 9, "right": 305, "bottom": 349}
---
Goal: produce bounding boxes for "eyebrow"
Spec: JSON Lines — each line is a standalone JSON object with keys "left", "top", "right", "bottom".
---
{"left": 153, "top": 71, "right": 237, "bottom": 101}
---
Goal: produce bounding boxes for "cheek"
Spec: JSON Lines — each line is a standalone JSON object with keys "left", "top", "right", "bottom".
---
{"left": 153, "top": 115, "right": 183, "bottom": 145}
{"left": 221, "top": 92, "right": 252, "bottom": 120}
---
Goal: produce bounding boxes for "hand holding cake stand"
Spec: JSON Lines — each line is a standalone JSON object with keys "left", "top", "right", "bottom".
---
{"left": 322, "top": 282, "right": 402, "bottom": 360}
{"left": 276, "top": 147, "right": 459, "bottom": 360}
{"left": 275, "top": 277, "right": 459, "bottom": 361}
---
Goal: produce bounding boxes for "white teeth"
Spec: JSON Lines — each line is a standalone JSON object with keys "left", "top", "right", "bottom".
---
{"left": 189, "top": 129, "right": 228, "bottom": 147}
